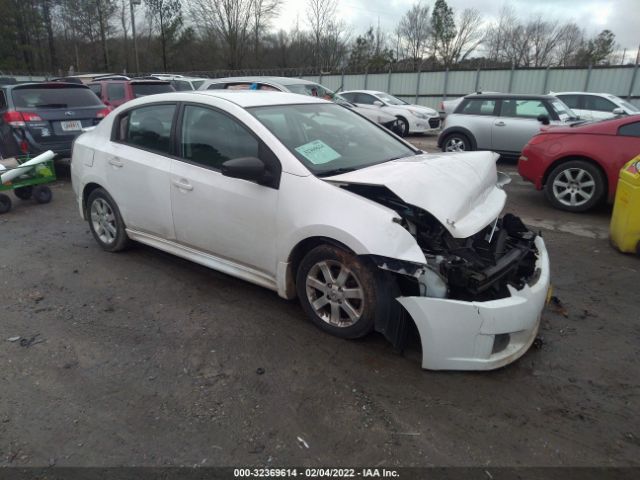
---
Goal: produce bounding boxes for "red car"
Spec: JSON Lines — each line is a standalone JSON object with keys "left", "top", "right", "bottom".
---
{"left": 519, "top": 115, "right": 640, "bottom": 212}
{"left": 87, "top": 78, "right": 174, "bottom": 109}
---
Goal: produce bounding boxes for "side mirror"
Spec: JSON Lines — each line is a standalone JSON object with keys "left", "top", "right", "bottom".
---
{"left": 612, "top": 107, "right": 625, "bottom": 116}
{"left": 221, "top": 156, "right": 266, "bottom": 182}
{"left": 537, "top": 114, "right": 550, "bottom": 125}
{"left": 373, "top": 100, "right": 384, "bottom": 107}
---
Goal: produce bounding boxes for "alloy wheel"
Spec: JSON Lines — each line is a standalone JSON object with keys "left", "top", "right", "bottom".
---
{"left": 445, "top": 137, "right": 466, "bottom": 152}
{"left": 305, "top": 260, "right": 364, "bottom": 328}
{"left": 90, "top": 198, "right": 118, "bottom": 245}
{"left": 552, "top": 167, "right": 596, "bottom": 208}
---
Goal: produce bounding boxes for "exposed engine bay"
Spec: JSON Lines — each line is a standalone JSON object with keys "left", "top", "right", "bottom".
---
{"left": 343, "top": 184, "right": 539, "bottom": 301}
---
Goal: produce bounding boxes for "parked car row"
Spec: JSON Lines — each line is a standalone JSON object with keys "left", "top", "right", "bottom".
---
{"left": 438, "top": 91, "right": 640, "bottom": 212}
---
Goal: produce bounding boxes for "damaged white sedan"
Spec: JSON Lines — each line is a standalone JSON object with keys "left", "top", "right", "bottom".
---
{"left": 71, "top": 90, "right": 550, "bottom": 371}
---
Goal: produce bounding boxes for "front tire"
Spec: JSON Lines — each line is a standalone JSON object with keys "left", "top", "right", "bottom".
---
{"left": 87, "top": 188, "right": 130, "bottom": 252}
{"left": 544, "top": 160, "right": 605, "bottom": 212}
{"left": 397, "top": 117, "right": 410, "bottom": 137}
{"left": 296, "top": 245, "right": 377, "bottom": 339}
{"left": 442, "top": 133, "right": 471, "bottom": 152}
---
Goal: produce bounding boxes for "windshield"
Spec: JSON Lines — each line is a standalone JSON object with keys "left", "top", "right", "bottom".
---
{"left": 12, "top": 86, "right": 102, "bottom": 108}
{"left": 250, "top": 103, "right": 416, "bottom": 175}
{"left": 132, "top": 83, "right": 174, "bottom": 97}
{"left": 550, "top": 99, "right": 576, "bottom": 121}
{"left": 376, "top": 93, "right": 408, "bottom": 106}
{"left": 286, "top": 83, "right": 335, "bottom": 99}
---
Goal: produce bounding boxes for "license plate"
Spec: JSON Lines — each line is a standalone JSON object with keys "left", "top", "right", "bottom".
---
{"left": 61, "top": 120, "right": 82, "bottom": 132}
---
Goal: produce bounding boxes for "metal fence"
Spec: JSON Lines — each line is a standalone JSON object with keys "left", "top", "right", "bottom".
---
{"left": 300, "top": 65, "right": 640, "bottom": 110}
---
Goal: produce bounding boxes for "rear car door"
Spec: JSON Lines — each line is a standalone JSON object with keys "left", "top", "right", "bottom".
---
{"left": 98, "top": 103, "right": 176, "bottom": 239}
{"left": 491, "top": 98, "right": 551, "bottom": 154}
{"left": 170, "top": 104, "right": 279, "bottom": 276}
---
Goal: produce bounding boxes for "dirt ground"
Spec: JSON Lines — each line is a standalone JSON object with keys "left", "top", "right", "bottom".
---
{"left": 0, "top": 135, "right": 639, "bottom": 467}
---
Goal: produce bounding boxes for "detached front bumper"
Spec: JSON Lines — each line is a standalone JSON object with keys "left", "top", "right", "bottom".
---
{"left": 397, "top": 236, "right": 550, "bottom": 371}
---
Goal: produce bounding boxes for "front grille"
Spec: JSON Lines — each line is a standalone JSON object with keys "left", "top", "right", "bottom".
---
{"left": 429, "top": 117, "right": 440, "bottom": 128}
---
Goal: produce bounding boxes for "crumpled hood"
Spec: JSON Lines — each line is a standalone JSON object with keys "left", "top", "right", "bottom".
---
{"left": 324, "top": 151, "right": 506, "bottom": 238}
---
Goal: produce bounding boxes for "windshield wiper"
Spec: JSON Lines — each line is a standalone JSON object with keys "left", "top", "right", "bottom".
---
{"left": 317, "top": 167, "right": 357, "bottom": 177}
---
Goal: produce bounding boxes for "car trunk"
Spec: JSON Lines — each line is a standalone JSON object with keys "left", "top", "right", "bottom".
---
{"left": 11, "top": 84, "right": 106, "bottom": 149}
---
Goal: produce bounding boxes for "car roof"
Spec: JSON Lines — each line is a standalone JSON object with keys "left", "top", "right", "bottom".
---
{"left": 464, "top": 93, "right": 556, "bottom": 100}
{"left": 136, "top": 90, "right": 329, "bottom": 108}
{"left": 3, "top": 82, "right": 90, "bottom": 90}
{"left": 205, "top": 76, "right": 320, "bottom": 86}
{"left": 552, "top": 91, "right": 617, "bottom": 96}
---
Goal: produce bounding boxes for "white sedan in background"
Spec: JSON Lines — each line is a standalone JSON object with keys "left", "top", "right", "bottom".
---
{"left": 340, "top": 90, "right": 441, "bottom": 136}
{"left": 71, "top": 90, "right": 549, "bottom": 371}
{"left": 552, "top": 91, "right": 639, "bottom": 121}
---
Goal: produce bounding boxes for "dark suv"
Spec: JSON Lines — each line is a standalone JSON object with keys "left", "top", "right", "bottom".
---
{"left": 88, "top": 79, "right": 174, "bottom": 109}
{"left": 0, "top": 82, "right": 110, "bottom": 158}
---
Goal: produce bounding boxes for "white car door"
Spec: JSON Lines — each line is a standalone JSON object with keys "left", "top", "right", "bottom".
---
{"left": 170, "top": 104, "right": 279, "bottom": 276}
{"left": 100, "top": 103, "right": 176, "bottom": 239}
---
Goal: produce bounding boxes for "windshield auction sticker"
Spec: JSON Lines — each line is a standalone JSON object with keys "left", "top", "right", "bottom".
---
{"left": 295, "top": 140, "right": 341, "bottom": 164}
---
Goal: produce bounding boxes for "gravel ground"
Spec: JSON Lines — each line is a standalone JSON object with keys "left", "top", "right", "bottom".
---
{"left": 0, "top": 136, "right": 638, "bottom": 467}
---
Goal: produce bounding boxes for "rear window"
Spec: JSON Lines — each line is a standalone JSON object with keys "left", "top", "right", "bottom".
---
{"left": 131, "top": 83, "right": 173, "bottom": 97}
{"left": 11, "top": 86, "right": 103, "bottom": 108}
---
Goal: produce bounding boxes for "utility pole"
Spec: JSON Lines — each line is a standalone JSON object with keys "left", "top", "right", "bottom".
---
{"left": 130, "top": 0, "right": 141, "bottom": 74}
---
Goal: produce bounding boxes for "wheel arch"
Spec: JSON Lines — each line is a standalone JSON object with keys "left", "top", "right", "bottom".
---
{"left": 82, "top": 182, "right": 106, "bottom": 220}
{"left": 282, "top": 236, "right": 356, "bottom": 300}
{"left": 542, "top": 155, "right": 609, "bottom": 200}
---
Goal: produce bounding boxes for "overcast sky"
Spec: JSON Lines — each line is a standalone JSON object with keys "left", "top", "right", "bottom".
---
{"left": 273, "top": 0, "right": 639, "bottom": 60}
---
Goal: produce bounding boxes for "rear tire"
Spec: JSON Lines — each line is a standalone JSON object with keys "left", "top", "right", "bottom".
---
{"left": 14, "top": 186, "right": 33, "bottom": 200}
{"left": 33, "top": 185, "right": 52, "bottom": 204}
{"left": 544, "top": 160, "right": 605, "bottom": 212}
{"left": 0, "top": 194, "right": 11, "bottom": 214}
{"left": 87, "top": 188, "right": 130, "bottom": 252}
{"left": 296, "top": 244, "right": 378, "bottom": 339}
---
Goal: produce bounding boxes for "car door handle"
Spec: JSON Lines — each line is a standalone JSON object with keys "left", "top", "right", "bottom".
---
{"left": 108, "top": 157, "right": 123, "bottom": 167}
{"left": 495, "top": 121, "right": 506, "bottom": 127}
{"left": 171, "top": 179, "right": 193, "bottom": 191}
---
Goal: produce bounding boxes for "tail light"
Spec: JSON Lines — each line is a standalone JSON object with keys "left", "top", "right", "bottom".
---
{"left": 96, "top": 108, "right": 112, "bottom": 119}
{"left": 20, "top": 140, "right": 29, "bottom": 154}
{"left": 2, "top": 110, "right": 42, "bottom": 127}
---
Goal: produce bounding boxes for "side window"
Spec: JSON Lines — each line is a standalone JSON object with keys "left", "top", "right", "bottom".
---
{"left": 226, "top": 83, "right": 252, "bottom": 90}
{"left": 0, "top": 91, "right": 7, "bottom": 110}
{"left": 116, "top": 104, "right": 176, "bottom": 155}
{"left": 501, "top": 99, "right": 550, "bottom": 118}
{"left": 88, "top": 84, "right": 102, "bottom": 96}
{"left": 180, "top": 105, "right": 259, "bottom": 170}
{"left": 460, "top": 99, "right": 497, "bottom": 115}
{"left": 557, "top": 95, "right": 580, "bottom": 109}
{"left": 584, "top": 95, "right": 617, "bottom": 112}
{"left": 618, "top": 122, "right": 640, "bottom": 137}
{"left": 107, "top": 83, "right": 126, "bottom": 101}
{"left": 340, "top": 92, "right": 356, "bottom": 102}
{"left": 207, "top": 83, "right": 227, "bottom": 90}
{"left": 354, "top": 93, "right": 376, "bottom": 105}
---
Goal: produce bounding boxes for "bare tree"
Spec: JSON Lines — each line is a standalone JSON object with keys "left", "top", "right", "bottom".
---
{"left": 251, "top": 0, "right": 282, "bottom": 64}
{"left": 306, "top": 0, "right": 337, "bottom": 69}
{"left": 438, "top": 8, "right": 484, "bottom": 66}
{"left": 556, "top": 23, "right": 584, "bottom": 66}
{"left": 396, "top": 2, "right": 431, "bottom": 70}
